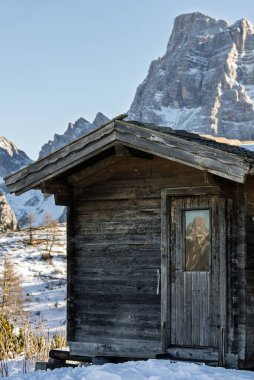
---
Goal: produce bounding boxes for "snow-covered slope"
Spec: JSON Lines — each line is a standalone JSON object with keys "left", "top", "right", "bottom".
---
{"left": 0, "top": 224, "right": 66, "bottom": 333}
{"left": 129, "top": 12, "right": 254, "bottom": 140}
{"left": 0, "top": 135, "right": 64, "bottom": 227}
{"left": 0, "top": 176, "right": 64, "bottom": 228}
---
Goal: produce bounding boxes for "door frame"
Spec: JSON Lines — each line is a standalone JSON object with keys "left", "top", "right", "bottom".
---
{"left": 160, "top": 186, "right": 227, "bottom": 364}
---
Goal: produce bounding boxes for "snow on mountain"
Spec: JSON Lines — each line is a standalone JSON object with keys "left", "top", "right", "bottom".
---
{"left": 0, "top": 135, "right": 64, "bottom": 227}
{"left": 0, "top": 136, "right": 32, "bottom": 177}
{"left": 0, "top": 175, "right": 64, "bottom": 228}
{"left": 128, "top": 12, "right": 254, "bottom": 140}
{"left": 3, "top": 184, "right": 64, "bottom": 227}
{"left": 39, "top": 112, "right": 109, "bottom": 159}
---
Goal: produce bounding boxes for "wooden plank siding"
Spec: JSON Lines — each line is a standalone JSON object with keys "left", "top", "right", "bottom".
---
{"left": 244, "top": 177, "right": 254, "bottom": 368}
{"left": 62, "top": 154, "right": 250, "bottom": 366}
{"left": 68, "top": 157, "right": 218, "bottom": 358}
{"left": 233, "top": 184, "right": 247, "bottom": 368}
{"left": 223, "top": 183, "right": 248, "bottom": 369}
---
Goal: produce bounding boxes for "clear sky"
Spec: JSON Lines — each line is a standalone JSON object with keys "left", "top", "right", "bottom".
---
{"left": 0, "top": 0, "right": 253, "bottom": 159}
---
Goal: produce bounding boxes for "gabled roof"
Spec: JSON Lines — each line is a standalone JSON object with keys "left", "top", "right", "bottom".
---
{"left": 5, "top": 117, "right": 254, "bottom": 195}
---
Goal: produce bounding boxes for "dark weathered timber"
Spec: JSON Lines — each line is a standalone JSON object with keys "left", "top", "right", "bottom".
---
{"left": 35, "top": 362, "right": 78, "bottom": 371}
{"left": 245, "top": 178, "right": 254, "bottom": 365}
{"left": 69, "top": 340, "right": 161, "bottom": 358}
{"left": 66, "top": 158, "right": 220, "bottom": 362}
{"left": 114, "top": 121, "right": 250, "bottom": 183}
{"left": 49, "top": 349, "right": 91, "bottom": 363}
{"left": 5, "top": 119, "right": 254, "bottom": 195}
{"left": 7, "top": 128, "right": 117, "bottom": 194}
{"left": 161, "top": 190, "right": 169, "bottom": 350}
{"left": 114, "top": 143, "right": 132, "bottom": 157}
{"left": 69, "top": 182, "right": 162, "bottom": 353}
{"left": 166, "top": 347, "right": 219, "bottom": 362}
{"left": 62, "top": 156, "right": 252, "bottom": 367}
{"left": 69, "top": 155, "right": 125, "bottom": 185}
{"left": 234, "top": 184, "right": 247, "bottom": 367}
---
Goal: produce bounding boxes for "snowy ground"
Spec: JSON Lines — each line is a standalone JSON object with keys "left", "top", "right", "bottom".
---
{"left": 0, "top": 224, "right": 67, "bottom": 376}
{"left": 6, "top": 360, "right": 254, "bottom": 380}
{"left": 0, "top": 223, "right": 67, "bottom": 333}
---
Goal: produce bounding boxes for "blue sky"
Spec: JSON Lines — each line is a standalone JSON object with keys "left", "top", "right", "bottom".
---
{"left": 0, "top": 0, "right": 253, "bottom": 159}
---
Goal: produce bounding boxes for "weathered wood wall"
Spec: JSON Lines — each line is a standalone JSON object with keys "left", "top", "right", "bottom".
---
{"left": 245, "top": 178, "right": 254, "bottom": 368}
{"left": 65, "top": 154, "right": 250, "bottom": 366}
{"left": 67, "top": 156, "right": 212, "bottom": 357}
{"left": 228, "top": 184, "right": 247, "bottom": 368}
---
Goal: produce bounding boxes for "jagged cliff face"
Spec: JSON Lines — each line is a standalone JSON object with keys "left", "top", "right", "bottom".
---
{"left": 0, "top": 136, "right": 32, "bottom": 177}
{"left": 0, "top": 192, "right": 18, "bottom": 231}
{"left": 0, "top": 136, "right": 65, "bottom": 228}
{"left": 129, "top": 12, "right": 254, "bottom": 139}
{"left": 39, "top": 112, "right": 109, "bottom": 158}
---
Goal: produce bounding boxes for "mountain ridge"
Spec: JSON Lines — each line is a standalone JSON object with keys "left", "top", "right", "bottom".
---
{"left": 39, "top": 112, "right": 109, "bottom": 159}
{"left": 0, "top": 135, "right": 32, "bottom": 177}
{"left": 128, "top": 12, "right": 254, "bottom": 140}
{"left": 0, "top": 112, "right": 109, "bottom": 227}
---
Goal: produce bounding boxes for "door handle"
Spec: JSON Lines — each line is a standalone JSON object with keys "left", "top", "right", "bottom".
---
{"left": 156, "top": 269, "right": 161, "bottom": 295}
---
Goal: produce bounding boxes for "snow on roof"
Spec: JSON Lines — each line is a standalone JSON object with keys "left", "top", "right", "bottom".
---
{"left": 7, "top": 359, "right": 254, "bottom": 380}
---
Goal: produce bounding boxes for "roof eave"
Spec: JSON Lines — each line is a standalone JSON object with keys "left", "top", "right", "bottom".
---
{"left": 4, "top": 120, "right": 253, "bottom": 195}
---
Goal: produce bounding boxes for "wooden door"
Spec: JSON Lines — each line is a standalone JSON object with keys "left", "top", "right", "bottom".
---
{"left": 169, "top": 195, "right": 226, "bottom": 351}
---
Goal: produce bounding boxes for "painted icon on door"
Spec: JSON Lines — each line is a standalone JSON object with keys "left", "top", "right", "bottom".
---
{"left": 184, "top": 209, "right": 210, "bottom": 271}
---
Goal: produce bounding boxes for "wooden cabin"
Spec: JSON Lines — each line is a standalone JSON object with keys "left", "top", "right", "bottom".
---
{"left": 5, "top": 117, "right": 254, "bottom": 369}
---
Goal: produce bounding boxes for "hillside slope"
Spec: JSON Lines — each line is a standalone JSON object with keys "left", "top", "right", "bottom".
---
{"left": 0, "top": 136, "right": 64, "bottom": 227}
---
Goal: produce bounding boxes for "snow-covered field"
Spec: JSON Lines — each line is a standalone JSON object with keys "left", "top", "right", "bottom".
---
{"left": 0, "top": 224, "right": 67, "bottom": 376}
{"left": 6, "top": 359, "right": 254, "bottom": 380}
{"left": 0, "top": 223, "right": 67, "bottom": 374}
{"left": 0, "top": 224, "right": 67, "bottom": 333}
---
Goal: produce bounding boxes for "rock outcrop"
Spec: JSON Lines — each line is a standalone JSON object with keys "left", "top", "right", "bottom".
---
{"left": 0, "top": 192, "right": 18, "bottom": 231}
{"left": 129, "top": 12, "right": 254, "bottom": 140}
{"left": 0, "top": 136, "right": 32, "bottom": 177}
{"left": 0, "top": 136, "right": 64, "bottom": 228}
{"left": 39, "top": 112, "right": 109, "bottom": 158}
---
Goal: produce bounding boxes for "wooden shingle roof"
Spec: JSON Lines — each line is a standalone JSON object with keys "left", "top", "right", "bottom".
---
{"left": 5, "top": 117, "right": 254, "bottom": 194}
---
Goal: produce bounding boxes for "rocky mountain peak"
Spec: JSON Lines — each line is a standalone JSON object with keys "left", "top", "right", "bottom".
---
{"left": 39, "top": 113, "right": 109, "bottom": 159}
{"left": 128, "top": 12, "right": 254, "bottom": 140}
{"left": 92, "top": 112, "right": 110, "bottom": 129}
{"left": 226, "top": 18, "right": 254, "bottom": 52}
{"left": 0, "top": 192, "right": 18, "bottom": 231}
{"left": 0, "top": 136, "right": 32, "bottom": 177}
{"left": 168, "top": 12, "right": 228, "bottom": 51}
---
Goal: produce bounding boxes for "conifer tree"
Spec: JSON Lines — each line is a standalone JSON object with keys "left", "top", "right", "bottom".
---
{"left": 0, "top": 256, "right": 23, "bottom": 319}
